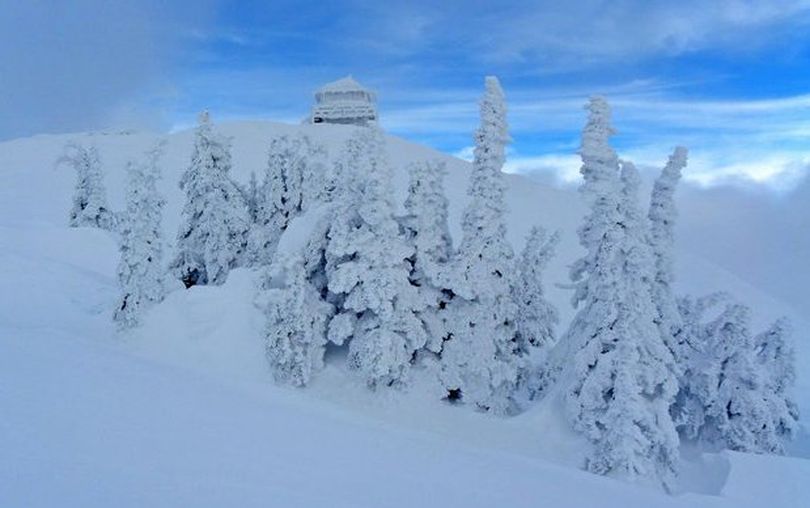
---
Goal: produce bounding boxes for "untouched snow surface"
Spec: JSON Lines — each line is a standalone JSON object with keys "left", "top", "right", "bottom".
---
{"left": 1, "top": 122, "right": 808, "bottom": 506}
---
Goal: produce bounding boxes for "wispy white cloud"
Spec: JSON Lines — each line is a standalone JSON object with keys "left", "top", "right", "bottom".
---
{"left": 505, "top": 146, "right": 810, "bottom": 192}
{"left": 474, "top": 0, "right": 810, "bottom": 65}
{"left": 328, "top": 0, "right": 810, "bottom": 67}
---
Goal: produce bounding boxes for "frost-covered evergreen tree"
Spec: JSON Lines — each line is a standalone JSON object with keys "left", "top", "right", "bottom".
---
{"left": 244, "top": 170, "right": 260, "bottom": 224}
{"left": 672, "top": 292, "right": 728, "bottom": 437}
{"left": 251, "top": 134, "right": 326, "bottom": 266}
{"left": 402, "top": 159, "right": 454, "bottom": 354}
{"left": 556, "top": 98, "right": 679, "bottom": 487}
{"left": 403, "top": 160, "right": 453, "bottom": 287}
{"left": 324, "top": 128, "right": 427, "bottom": 388}
{"left": 593, "top": 161, "right": 679, "bottom": 483}
{"left": 300, "top": 136, "right": 329, "bottom": 205}
{"left": 440, "top": 76, "right": 521, "bottom": 414}
{"left": 114, "top": 145, "right": 166, "bottom": 328}
{"left": 754, "top": 318, "right": 800, "bottom": 451}
{"left": 60, "top": 142, "right": 115, "bottom": 230}
{"left": 265, "top": 255, "right": 334, "bottom": 387}
{"left": 679, "top": 298, "right": 799, "bottom": 454}
{"left": 700, "top": 304, "right": 776, "bottom": 452}
{"left": 242, "top": 170, "right": 262, "bottom": 265}
{"left": 512, "top": 226, "right": 560, "bottom": 400}
{"left": 552, "top": 96, "right": 623, "bottom": 383}
{"left": 171, "top": 111, "right": 249, "bottom": 287}
{"left": 564, "top": 97, "right": 622, "bottom": 311}
{"left": 514, "top": 226, "right": 559, "bottom": 355}
{"left": 648, "top": 147, "right": 689, "bottom": 367}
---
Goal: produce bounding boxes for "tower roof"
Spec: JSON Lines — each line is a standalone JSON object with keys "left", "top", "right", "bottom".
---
{"left": 318, "top": 75, "right": 367, "bottom": 93}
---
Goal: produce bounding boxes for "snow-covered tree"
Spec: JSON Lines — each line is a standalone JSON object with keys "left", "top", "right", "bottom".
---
{"left": 556, "top": 98, "right": 679, "bottom": 488}
{"left": 114, "top": 145, "right": 166, "bottom": 328}
{"left": 511, "top": 226, "right": 560, "bottom": 400}
{"left": 754, "top": 318, "right": 800, "bottom": 451}
{"left": 242, "top": 170, "right": 263, "bottom": 266}
{"left": 402, "top": 159, "right": 454, "bottom": 354}
{"left": 244, "top": 170, "right": 260, "bottom": 224}
{"left": 701, "top": 304, "right": 777, "bottom": 452}
{"left": 592, "top": 161, "right": 679, "bottom": 483}
{"left": 60, "top": 142, "right": 115, "bottom": 230}
{"left": 323, "top": 144, "right": 351, "bottom": 204}
{"left": 300, "top": 136, "right": 329, "bottom": 205}
{"left": 551, "top": 96, "right": 623, "bottom": 384}
{"left": 564, "top": 97, "right": 622, "bottom": 311}
{"left": 672, "top": 292, "right": 728, "bottom": 436}
{"left": 648, "top": 147, "right": 689, "bottom": 367}
{"left": 324, "top": 127, "right": 427, "bottom": 388}
{"left": 171, "top": 111, "right": 249, "bottom": 287}
{"left": 678, "top": 297, "right": 799, "bottom": 454}
{"left": 440, "top": 76, "right": 522, "bottom": 414}
{"left": 403, "top": 160, "right": 453, "bottom": 287}
{"left": 265, "top": 255, "right": 334, "bottom": 387}
{"left": 514, "top": 226, "right": 559, "bottom": 355}
{"left": 251, "top": 134, "right": 326, "bottom": 266}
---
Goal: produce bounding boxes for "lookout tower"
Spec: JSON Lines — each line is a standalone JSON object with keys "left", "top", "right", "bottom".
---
{"left": 310, "top": 76, "right": 377, "bottom": 126}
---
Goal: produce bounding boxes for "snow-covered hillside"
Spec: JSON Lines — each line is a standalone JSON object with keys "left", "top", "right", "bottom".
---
{"left": 1, "top": 122, "right": 807, "bottom": 506}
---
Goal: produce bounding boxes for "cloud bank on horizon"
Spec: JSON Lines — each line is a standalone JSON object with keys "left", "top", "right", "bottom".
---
{"left": 1, "top": 0, "right": 809, "bottom": 191}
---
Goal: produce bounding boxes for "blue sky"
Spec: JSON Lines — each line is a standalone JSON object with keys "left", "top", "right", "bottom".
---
{"left": 3, "top": 0, "right": 810, "bottom": 189}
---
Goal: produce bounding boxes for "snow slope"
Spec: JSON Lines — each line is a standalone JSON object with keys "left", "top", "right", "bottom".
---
{"left": 1, "top": 122, "right": 807, "bottom": 506}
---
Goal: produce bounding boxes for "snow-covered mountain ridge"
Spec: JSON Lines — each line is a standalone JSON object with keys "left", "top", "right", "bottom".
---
{"left": 1, "top": 120, "right": 807, "bottom": 506}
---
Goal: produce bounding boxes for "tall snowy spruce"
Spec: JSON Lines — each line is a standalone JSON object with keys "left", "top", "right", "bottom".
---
{"left": 114, "top": 146, "right": 166, "bottom": 329}
{"left": 171, "top": 111, "right": 249, "bottom": 287}
{"left": 402, "top": 159, "right": 454, "bottom": 354}
{"left": 324, "top": 127, "right": 427, "bottom": 388}
{"left": 250, "top": 133, "right": 327, "bottom": 266}
{"left": 556, "top": 97, "right": 679, "bottom": 488}
{"left": 440, "top": 76, "right": 522, "bottom": 415}
{"left": 648, "top": 147, "right": 689, "bottom": 367}
{"left": 677, "top": 297, "right": 799, "bottom": 454}
{"left": 60, "top": 142, "right": 115, "bottom": 230}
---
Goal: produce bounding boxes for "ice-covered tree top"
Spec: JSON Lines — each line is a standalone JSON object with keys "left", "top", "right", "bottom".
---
{"left": 456, "top": 75, "right": 514, "bottom": 298}
{"left": 648, "top": 145, "right": 689, "bottom": 310}
{"left": 578, "top": 96, "right": 620, "bottom": 200}
{"left": 650, "top": 146, "right": 688, "bottom": 222}
{"left": 466, "top": 75, "right": 509, "bottom": 221}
